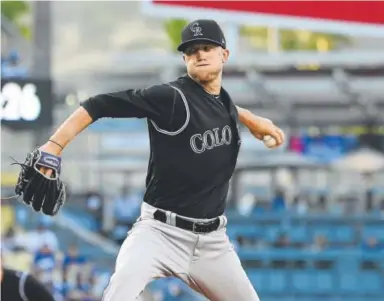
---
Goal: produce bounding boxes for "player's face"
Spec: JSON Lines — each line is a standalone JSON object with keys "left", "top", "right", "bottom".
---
{"left": 183, "top": 43, "right": 229, "bottom": 83}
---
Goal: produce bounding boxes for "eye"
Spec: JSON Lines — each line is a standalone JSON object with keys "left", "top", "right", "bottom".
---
{"left": 203, "top": 45, "right": 214, "bottom": 52}
{"left": 184, "top": 47, "right": 197, "bottom": 56}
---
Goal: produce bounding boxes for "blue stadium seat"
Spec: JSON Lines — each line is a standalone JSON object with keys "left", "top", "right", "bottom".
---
{"left": 337, "top": 253, "right": 359, "bottom": 272}
{"left": 360, "top": 252, "right": 384, "bottom": 269}
{"left": 111, "top": 225, "right": 130, "bottom": 241}
{"left": 266, "top": 270, "right": 287, "bottom": 293}
{"left": 289, "top": 225, "right": 309, "bottom": 243}
{"left": 334, "top": 225, "right": 355, "bottom": 243}
{"left": 362, "top": 225, "right": 384, "bottom": 241}
{"left": 226, "top": 225, "right": 261, "bottom": 240}
{"left": 62, "top": 208, "right": 99, "bottom": 232}
{"left": 359, "top": 272, "right": 383, "bottom": 293}
{"left": 291, "top": 270, "right": 313, "bottom": 293}
{"left": 309, "top": 224, "right": 356, "bottom": 245}
{"left": 313, "top": 271, "right": 335, "bottom": 293}
{"left": 264, "top": 226, "right": 282, "bottom": 243}
{"left": 89, "top": 119, "right": 147, "bottom": 132}
{"left": 247, "top": 270, "right": 265, "bottom": 293}
{"left": 338, "top": 273, "right": 360, "bottom": 293}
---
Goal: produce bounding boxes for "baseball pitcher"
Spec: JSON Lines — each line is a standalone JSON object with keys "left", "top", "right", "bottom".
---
{"left": 14, "top": 19, "right": 285, "bottom": 300}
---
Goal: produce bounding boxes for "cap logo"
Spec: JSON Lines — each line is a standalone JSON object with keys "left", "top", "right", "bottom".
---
{"left": 190, "top": 22, "right": 203, "bottom": 37}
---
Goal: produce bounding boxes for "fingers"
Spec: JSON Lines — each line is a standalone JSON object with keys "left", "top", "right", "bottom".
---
{"left": 269, "top": 127, "right": 285, "bottom": 147}
{"left": 31, "top": 174, "right": 47, "bottom": 212}
{"left": 250, "top": 130, "right": 263, "bottom": 140}
{"left": 42, "top": 180, "right": 56, "bottom": 215}
{"left": 39, "top": 167, "right": 53, "bottom": 178}
{"left": 279, "top": 128, "right": 286, "bottom": 144}
{"left": 275, "top": 128, "right": 285, "bottom": 146}
{"left": 255, "top": 133, "right": 263, "bottom": 140}
{"left": 249, "top": 118, "right": 285, "bottom": 147}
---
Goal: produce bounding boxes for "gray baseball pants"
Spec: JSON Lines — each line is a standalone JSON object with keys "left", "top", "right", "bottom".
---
{"left": 102, "top": 202, "right": 260, "bottom": 301}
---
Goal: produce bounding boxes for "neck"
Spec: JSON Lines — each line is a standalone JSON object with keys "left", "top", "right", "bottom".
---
{"left": 188, "top": 73, "right": 222, "bottom": 95}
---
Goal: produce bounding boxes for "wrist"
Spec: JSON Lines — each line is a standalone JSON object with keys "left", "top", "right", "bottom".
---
{"left": 42, "top": 140, "right": 64, "bottom": 155}
{"left": 48, "top": 139, "right": 64, "bottom": 150}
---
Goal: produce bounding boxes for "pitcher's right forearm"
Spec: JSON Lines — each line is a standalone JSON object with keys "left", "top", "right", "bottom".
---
{"left": 48, "top": 107, "right": 94, "bottom": 150}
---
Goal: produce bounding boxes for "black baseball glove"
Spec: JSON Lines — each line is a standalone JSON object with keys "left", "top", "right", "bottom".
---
{"left": 13, "top": 148, "right": 66, "bottom": 216}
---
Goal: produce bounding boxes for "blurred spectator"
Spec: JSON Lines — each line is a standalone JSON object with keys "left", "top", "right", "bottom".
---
{"left": 113, "top": 186, "right": 141, "bottom": 228}
{"left": 380, "top": 199, "right": 384, "bottom": 215}
{"left": 1, "top": 208, "right": 114, "bottom": 301}
{"left": 271, "top": 189, "right": 287, "bottom": 212}
{"left": 343, "top": 195, "right": 359, "bottom": 215}
{"left": 237, "top": 193, "right": 256, "bottom": 216}
{"left": 159, "top": 278, "right": 201, "bottom": 301}
{"left": 56, "top": 272, "right": 71, "bottom": 301}
{"left": 66, "top": 271, "right": 96, "bottom": 301}
{"left": 63, "top": 244, "right": 87, "bottom": 273}
{"left": 85, "top": 191, "right": 104, "bottom": 227}
{"left": 329, "top": 197, "right": 344, "bottom": 215}
{"left": 292, "top": 194, "right": 309, "bottom": 215}
{"left": 1, "top": 226, "right": 16, "bottom": 251}
{"left": 310, "top": 234, "right": 328, "bottom": 252}
{"left": 288, "top": 136, "right": 304, "bottom": 153}
{"left": 1, "top": 49, "right": 28, "bottom": 78}
{"left": 273, "top": 232, "right": 290, "bottom": 249}
{"left": 317, "top": 194, "right": 328, "bottom": 212}
{"left": 361, "top": 237, "right": 383, "bottom": 252}
{"left": 1, "top": 246, "right": 33, "bottom": 272}
{"left": 14, "top": 223, "right": 59, "bottom": 253}
{"left": 14, "top": 205, "right": 30, "bottom": 228}
{"left": 365, "top": 188, "right": 374, "bottom": 212}
{"left": 231, "top": 236, "right": 244, "bottom": 251}
{"left": 32, "top": 244, "right": 57, "bottom": 287}
{"left": 1, "top": 204, "right": 15, "bottom": 237}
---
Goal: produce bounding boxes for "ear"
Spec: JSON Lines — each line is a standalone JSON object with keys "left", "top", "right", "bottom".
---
{"left": 222, "top": 49, "right": 230, "bottom": 63}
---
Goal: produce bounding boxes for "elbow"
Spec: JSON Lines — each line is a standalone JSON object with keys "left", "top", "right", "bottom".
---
{"left": 79, "top": 105, "right": 98, "bottom": 123}
{"left": 80, "top": 97, "right": 103, "bottom": 121}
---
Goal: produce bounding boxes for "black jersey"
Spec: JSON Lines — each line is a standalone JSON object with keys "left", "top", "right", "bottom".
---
{"left": 82, "top": 75, "right": 241, "bottom": 218}
{"left": 1, "top": 268, "right": 55, "bottom": 301}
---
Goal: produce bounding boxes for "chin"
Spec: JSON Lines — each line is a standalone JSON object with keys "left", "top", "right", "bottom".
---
{"left": 191, "top": 70, "right": 218, "bottom": 83}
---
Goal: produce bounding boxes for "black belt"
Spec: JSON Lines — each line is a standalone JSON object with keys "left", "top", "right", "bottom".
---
{"left": 153, "top": 210, "right": 220, "bottom": 234}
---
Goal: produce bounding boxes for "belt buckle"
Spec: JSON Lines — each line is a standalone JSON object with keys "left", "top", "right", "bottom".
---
{"left": 192, "top": 222, "right": 206, "bottom": 234}
{"left": 192, "top": 222, "right": 199, "bottom": 233}
{"left": 192, "top": 221, "right": 213, "bottom": 234}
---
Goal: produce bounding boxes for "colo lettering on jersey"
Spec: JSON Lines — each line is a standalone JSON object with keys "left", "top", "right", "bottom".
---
{"left": 190, "top": 125, "right": 232, "bottom": 154}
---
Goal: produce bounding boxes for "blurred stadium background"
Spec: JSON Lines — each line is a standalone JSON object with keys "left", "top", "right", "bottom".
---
{"left": 1, "top": 1, "right": 384, "bottom": 301}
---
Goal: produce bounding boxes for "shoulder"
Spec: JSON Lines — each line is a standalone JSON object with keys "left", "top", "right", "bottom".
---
{"left": 142, "top": 83, "right": 176, "bottom": 100}
{"left": 143, "top": 83, "right": 186, "bottom": 108}
{"left": 2, "top": 268, "right": 22, "bottom": 279}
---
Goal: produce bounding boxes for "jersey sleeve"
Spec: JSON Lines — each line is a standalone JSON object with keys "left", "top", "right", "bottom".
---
{"left": 81, "top": 84, "right": 187, "bottom": 131}
{"left": 24, "top": 273, "right": 55, "bottom": 301}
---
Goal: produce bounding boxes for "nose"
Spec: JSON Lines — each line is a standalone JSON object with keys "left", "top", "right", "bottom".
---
{"left": 195, "top": 49, "right": 206, "bottom": 61}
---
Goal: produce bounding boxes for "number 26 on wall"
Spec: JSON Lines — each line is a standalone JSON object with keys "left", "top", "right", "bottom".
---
{"left": 0, "top": 82, "right": 42, "bottom": 121}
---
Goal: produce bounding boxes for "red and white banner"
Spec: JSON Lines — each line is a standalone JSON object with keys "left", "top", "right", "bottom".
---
{"left": 141, "top": 1, "right": 384, "bottom": 37}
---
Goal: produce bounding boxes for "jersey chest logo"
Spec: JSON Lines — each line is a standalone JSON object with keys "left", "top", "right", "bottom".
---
{"left": 190, "top": 125, "right": 232, "bottom": 154}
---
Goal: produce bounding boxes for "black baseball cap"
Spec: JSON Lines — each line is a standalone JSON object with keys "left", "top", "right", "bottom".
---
{"left": 177, "top": 19, "right": 226, "bottom": 52}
